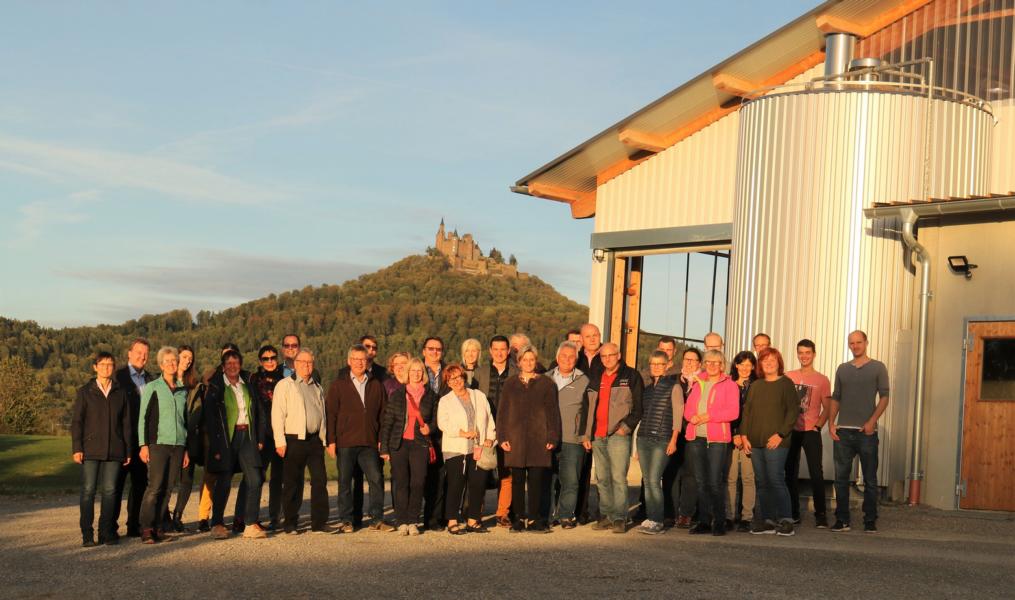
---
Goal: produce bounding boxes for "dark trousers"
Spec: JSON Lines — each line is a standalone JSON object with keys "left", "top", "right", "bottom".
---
{"left": 282, "top": 435, "right": 329, "bottom": 530}
{"left": 234, "top": 450, "right": 284, "bottom": 525}
{"left": 212, "top": 431, "right": 263, "bottom": 526}
{"left": 80, "top": 460, "right": 121, "bottom": 537}
{"left": 337, "top": 446, "right": 384, "bottom": 523}
{"left": 390, "top": 440, "right": 428, "bottom": 525}
{"left": 511, "top": 466, "right": 548, "bottom": 526}
{"left": 113, "top": 448, "right": 147, "bottom": 532}
{"left": 787, "top": 429, "right": 827, "bottom": 519}
{"left": 445, "top": 453, "right": 486, "bottom": 523}
{"left": 423, "top": 453, "right": 447, "bottom": 528}
{"left": 672, "top": 434, "right": 698, "bottom": 519}
{"left": 171, "top": 462, "right": 196, "bottom": 522}
{"left": 833, "top": 429, "right": 879, "bottom": 524}
{"left": 139, "top": 444, "right": 184, "bottom": 531}
{"left": 687, "top": 438, "right": 728, "bottom": 527}
{"left": 575, "top": 453, "right": 593, "bottom": 521}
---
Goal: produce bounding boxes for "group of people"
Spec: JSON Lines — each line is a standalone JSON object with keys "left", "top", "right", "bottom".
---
{"left": 71, "top": 324, "right": 889, "bottom": 546}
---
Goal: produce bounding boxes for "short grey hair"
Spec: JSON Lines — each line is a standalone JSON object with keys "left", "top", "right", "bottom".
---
{"left": 703, "top": 349, "right": 726, "bottom": 371}
{"left": 348, "top": 344, "right": 368, "bottom": 359}
{"left": 556, "top": 341, "right": 579, "bottom": 357}
{"left": 296, "top": 348, "right": 315, "bottom": 361}
{"left": 156, "top": 346, "right": 179, "bottom": 365}
{"left": 510, "top": 332, "right": 531, "bottom": 347}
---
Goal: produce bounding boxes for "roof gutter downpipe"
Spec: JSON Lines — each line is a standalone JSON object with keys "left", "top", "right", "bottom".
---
{"left": 901, "top": 208, "right": 931, "bottom": 506}
{"left": 602, "top": 250, "right": 617, "bottom": 343}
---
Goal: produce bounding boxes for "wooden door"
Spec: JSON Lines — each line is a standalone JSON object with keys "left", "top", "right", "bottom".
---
{"left": 959, "top": 321, "right": 1015, "bottom": 511}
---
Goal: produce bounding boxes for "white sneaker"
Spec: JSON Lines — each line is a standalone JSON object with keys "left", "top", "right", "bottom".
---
{"left": 397, "top": 524, "right": 409, "bottom": 536}
{"left": 407, "top": 524, "right": 420, "bottom": 536}
{"left": 638, "top": 520, "right": 663, "bottom": 535}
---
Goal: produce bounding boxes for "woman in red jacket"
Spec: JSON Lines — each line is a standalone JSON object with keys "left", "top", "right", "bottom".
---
{"left": 683, "top": 349, "right": 740, "bottom": 536}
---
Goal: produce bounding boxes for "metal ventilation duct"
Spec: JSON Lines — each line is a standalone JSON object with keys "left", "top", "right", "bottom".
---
{"left": 824, "top": 32, "right": 856, "bottom": 79}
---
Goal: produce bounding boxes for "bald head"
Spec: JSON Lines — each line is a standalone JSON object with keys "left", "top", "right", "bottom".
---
{"left": 580, "top": 323, "right": 602, "bottom": 354}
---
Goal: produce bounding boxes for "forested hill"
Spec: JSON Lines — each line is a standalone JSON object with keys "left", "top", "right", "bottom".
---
{"left": 1, "top": 255, "right": 588, "bottom": 429}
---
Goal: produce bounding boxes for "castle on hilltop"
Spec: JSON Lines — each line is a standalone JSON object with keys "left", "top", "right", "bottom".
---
{"left": 434, "top": 220, "right": 527, "bottom": 279}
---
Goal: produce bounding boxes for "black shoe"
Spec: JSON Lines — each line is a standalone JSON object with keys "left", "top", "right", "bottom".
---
{"left": 284, "top": 526, "right": 299, "bottom": 535}
{"left": 82, "top": 532, "right": 96, "bottom": 547}
{"left": 689, "top": 523, "right": 712, "bottom": 535}
{"left": 509, "top": 521, "right": 525, "bottom": 533}
{"left": 815, "top": 514, "right": 829, "bottom": 529}
{"left": 172, "top": 518, "right": 186, "bottom": 533}
{"left": 266, "top": 520, "right": 279, "bottom": 532}
{"left": 198, "top": 519, "right": 210, "bottom": 533}
{"left": 126, "top": 526, "right": 141, "bottom": 538}
{"left": 231, "top": 518, "right": 245, "bottom": 534}
{"left": 560, "top": 518, "right": 577, "bottom": 530}
{"left": 103, "top": 531, "right": 120, "bottom": 545}
{"left": 612, "top": 520, "right": 626, "bottom": 534}
{"left": 528, "top": 522, "right": 551, "bottom": 534}
{"left": 736, "top": 520, "right": 751, "bottom": 533}
{"left": 776, "top": 520, "right": 795, "bottom": 536}
{"left": 725, "top": 519, "right": 734, "bottom": 531}
{"left": 831, "top": 520, "right": 850, "bottom": 532}
{"left": 750, "top": 521, "right": 776, "bottom": 535}
{"left": 864, "top": 521, "right": 877, "bottom": 533}
{"left": 712, "top": 526, "right": 726, "bottom": 536}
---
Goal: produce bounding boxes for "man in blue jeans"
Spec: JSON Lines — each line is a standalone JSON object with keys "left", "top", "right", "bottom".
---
{"left": 546, "top": 342, "right": 591, "bottom": 528}
{"left": 586, "top": 342, "right": 643, "bottom": 534}
{"left": 828, "top": 330, "right": 890, "bottom": 533}
{"left": 326, "top": 345, "right": 394, "bottom": 533}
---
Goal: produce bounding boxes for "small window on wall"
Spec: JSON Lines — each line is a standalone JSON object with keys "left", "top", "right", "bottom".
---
{"left": 981, "top": 338, "right": 1015, "bottom": 401}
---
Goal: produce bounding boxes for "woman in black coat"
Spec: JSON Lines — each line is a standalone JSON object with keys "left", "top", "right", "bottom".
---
{"left": 72, "top": 351, "right": 133, "bottom": 547}
{"left": 379, "top": 357, "right": 436, "bottom": 535}
{"left": 496, "top": 345, "right": 560, "bottom": 533}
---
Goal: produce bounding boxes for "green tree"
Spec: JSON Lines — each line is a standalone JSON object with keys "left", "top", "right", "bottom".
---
{"left": 489, "top": 247, "right": 504, "bottom": 263}
{"left": 0, "top": 356, "right": 45, "bottom": 434}
{"left": 509, "top": 254, "right": 518, "bottom": 267}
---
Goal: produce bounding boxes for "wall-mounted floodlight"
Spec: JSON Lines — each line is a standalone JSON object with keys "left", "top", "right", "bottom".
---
{"left": 947, "top": 255, "right": 978, "bottom": 279}
{"left": 593, "top": 248, "right": 606, "bottom": 263}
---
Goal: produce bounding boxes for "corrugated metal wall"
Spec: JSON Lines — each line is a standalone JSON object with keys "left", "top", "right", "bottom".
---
{"left": 855, "top": 0, "right": 1014, "bottom": 192}
{"left": 595, "top": 112, "right": 739, "bottom": 234}
{"left": 728, "top": 90, "right": 992, "bottom": 485}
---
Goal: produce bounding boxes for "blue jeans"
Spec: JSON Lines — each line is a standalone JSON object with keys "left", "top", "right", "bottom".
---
{"left": 80, "top": 460, "right": 121, "bottom": 537}
{"left": 554, "top": 442, "right": 587, "bottom": 521}
{"left": 751, "top": 446, "right": 792, "bottom": 523}
{"left": 637, "top": 437, "right": 671, "bottom": 523}
{"left": 833, "top": 429, "right": 879, "bottom": 524}
{"left": 592, "top": 434, "right": 632, "bottom": 522}
{"left": 337, "top": 446, "right": 384, "bottom": 522}
{"left": 687, "top": 438, "right": 728, "bottom": 526}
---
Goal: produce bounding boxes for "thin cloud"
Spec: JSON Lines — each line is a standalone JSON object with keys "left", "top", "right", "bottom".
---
{"left": 8, "top": 190, "right": 100, "bottom": 245}
{"left": 58, "top": 248, "right": 376, "bottom": 313}
{"left": 0, "top": 134, "right": 287, "bottom": 205}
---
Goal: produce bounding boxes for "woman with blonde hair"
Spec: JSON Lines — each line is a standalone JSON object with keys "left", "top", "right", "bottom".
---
{"left": 460, "top": 338, "right": 482, "bottom": 389}
{"left": 380, "top": 357, "right": 436, "bottom": 535}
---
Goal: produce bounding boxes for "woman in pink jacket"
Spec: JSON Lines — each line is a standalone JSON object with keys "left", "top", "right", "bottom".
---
{"left": 683, "top": 349, "right": 740, "bottom": 536}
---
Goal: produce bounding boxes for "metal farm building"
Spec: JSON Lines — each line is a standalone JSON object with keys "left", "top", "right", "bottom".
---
{"left": 514, "top": 0, "right": 1015, "bottom": 512}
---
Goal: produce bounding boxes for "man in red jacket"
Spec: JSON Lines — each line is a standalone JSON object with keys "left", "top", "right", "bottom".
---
{"left": 327, "top": 345, "right": 393, "bottom": 533}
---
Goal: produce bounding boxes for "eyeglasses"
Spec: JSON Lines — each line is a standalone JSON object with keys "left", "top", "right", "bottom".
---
{"left": 295, "top": 359, "right": 314, "bottom": 365}
{"left": 260, "top": 355, "right": 278, "bottom": 362}
{"left": 448, "top": 375, "right": 464, "bottom": 382}
{"left": 363, "top": 344, "right": 378, "bottom": 351}
{"left": 282, "top": 344, "right": 299, "bottom": 349}
{"left": 425, "top": 347, "right": 443, "bottom": 352}
{"left": 682, "top": 357, "right": 701, "bottom": 363}
{"left": 600, "top": 352, "right": 619, "bottom": 358}
{"left": 649, "top": 362, "right": 667, "bottom": 367}
{"left": 704, "top": 360, "right": 722, "bottom": 366}
{"left": 349, "top": 358, "right": 367, "bottom": 363}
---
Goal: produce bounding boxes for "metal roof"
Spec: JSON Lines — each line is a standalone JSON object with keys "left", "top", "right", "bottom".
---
{"left": 865, "top": 193, "right": 1015, "bottom": 219}
{"left": 513, "top": 0, "right": 925, "bottom": 201}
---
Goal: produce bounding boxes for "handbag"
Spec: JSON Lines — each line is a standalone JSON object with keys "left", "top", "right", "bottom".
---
{"left": 477, "top": 444, "right": 498, "bottom": 470}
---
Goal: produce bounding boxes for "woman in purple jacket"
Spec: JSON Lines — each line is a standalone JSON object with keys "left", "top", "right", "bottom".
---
{"left": 683, "top": 349, "right": 740, "bottom": 536}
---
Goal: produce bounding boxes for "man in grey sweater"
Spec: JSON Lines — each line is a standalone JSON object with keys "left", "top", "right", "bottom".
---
{"left": 827, "top": 330, "right": 890, "bottom": 534}
{"left": 546, "top": 342, "right": 591, "bottom": 528}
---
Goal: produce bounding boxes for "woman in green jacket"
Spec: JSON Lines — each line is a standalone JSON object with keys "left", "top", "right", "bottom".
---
{"left": 138, "top": 346, "right": 190, "bottom": 544}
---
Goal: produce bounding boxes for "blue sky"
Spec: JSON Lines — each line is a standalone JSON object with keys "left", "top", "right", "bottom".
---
{"left": 0, "top": 1, "right": 816, "bottom": 327}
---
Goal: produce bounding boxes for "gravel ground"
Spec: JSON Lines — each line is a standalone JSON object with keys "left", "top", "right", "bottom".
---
{"left": 1, "top": 483, "right": 1013, "bottom": 600}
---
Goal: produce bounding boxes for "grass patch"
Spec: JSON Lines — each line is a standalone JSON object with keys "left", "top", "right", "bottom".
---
{"left": 0, "top": 434, "right": 390, "bottom": 495}
{"left": 0, "top": 434, "right": 77, "bottom": 495}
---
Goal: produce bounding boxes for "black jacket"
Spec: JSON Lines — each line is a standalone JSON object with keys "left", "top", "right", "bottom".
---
{"left": 114, "top": 365, "right": 154, "bottom": 450}
{"left": 203, "top": 375, "right": 265, "bottom": 473}
{"left": 71, "top": 379, "right": 132, "bottom": 462}
{"left": 249, "top": 367, "right": 284, "bottom": 458}
{"left": 577, "top": 351, "right": 604, "bottom": 380}
{"left": 379, "top": 386, "right": 436, "bottom": 455}
{"left": 184, "top": 382, "right": 208, "bottom": 466}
